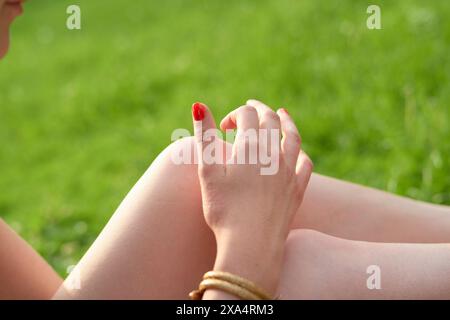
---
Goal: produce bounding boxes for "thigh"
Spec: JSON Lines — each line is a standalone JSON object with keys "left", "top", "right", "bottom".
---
{"left": 277, "top": 229, "right": 450, "bottom": 299}
{"left": 54, "top": 137, "right": 216, "bottom": 299}
{"left": 292, "top": 174, "right": 450, "bottom": 243}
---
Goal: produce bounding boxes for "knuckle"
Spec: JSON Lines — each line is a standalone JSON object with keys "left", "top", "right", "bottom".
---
{"left": 287, "top": 131, "right": 302, "bottom": 145}
{"left": 303, "top": 155, "right": 314, "bottom": 170}
{"left": 262, "top": 110, "right": 280, "bottom": 122}
{"left": 240, "top": 105, "right": 257, "bottom": 115}
{"left": 246, "top": 98, "right": 259, "bottom": 104}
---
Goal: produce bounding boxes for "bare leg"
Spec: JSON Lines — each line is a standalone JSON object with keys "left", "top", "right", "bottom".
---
{"left": 54, "top": 137, "right": 216, "bottom": 299}
{"left": 3, "top": 135, "right": 447, "bottom": 299}
{"left": 295, "top": 174, "right": 450, "bottom": 243}
{"left": 54, "top": 137, "right": 449, "bottom": 299}
{"left": 279, "top": 229, "right": 450, "bottom": 299}
{"left": 0, "top": 219, "right": 62, "bottom": 299}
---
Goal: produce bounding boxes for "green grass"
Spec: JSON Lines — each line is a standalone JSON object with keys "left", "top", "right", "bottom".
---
{"left": 0, "top": 0, "right": 449, "bottom": 275}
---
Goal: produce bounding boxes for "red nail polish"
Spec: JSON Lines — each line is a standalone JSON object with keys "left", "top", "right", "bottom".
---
{"left": 281, "top": 108, "right": 289, "bottom": 115}
{"left": 192, "top": 102, "right": 206, "bottom": 121}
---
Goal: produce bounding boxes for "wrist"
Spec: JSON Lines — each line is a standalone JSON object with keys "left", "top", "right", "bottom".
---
{"left": 213, "top": 231, "right": 285, "bottom": 295}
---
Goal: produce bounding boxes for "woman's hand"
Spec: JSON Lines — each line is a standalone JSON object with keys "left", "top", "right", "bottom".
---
{"left": 191, "top": 99, "right": 313, "bottom": 297}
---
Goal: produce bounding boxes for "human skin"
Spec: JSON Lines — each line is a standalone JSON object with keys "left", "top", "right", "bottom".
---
{"left": 197, "top": 100, "right": 450, "bottom": 299}
{"left": 1, "top": 124, "right": 449, "bottom": 299}
{"left": 281, "top": 229, "right": 450, "bottom": 299}
{"left": 192, "top": 102, "right": 313, "bottom": 298}
{"left": 50, "top": 102, "right": 450, "bottom": 300}
{"left": 1, "top": 2, "right": 450, "bottom": 299}
{"left": 0, "top": 0, "right": 23, "bottom": 58}
{"left": 50, "top": 101, "right": 313, "bottom": 299}
{"left": 0, "top": 219, "right": 62, "bottom": 299}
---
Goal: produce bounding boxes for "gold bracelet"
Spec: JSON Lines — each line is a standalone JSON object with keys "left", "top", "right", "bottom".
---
{"left": 190, "top": 279, "right": 261, "bottom": 300}
{"left": 203, "top": 271, "right": 272, "bottom": 300}
{"left": 189, "top": 271, "right": 273, "bottom": 300}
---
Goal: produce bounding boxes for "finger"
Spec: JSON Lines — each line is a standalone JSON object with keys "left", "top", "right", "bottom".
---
{"left": 225, "top": 105, "right": 259, "bottom": 162}
{"left": 220, "top": 109, "right": 237, "bottom": 131}
{"left": 276, "top": 108, "right": 301, "bottom": 168}
{"left": 246, "top": 99, "right": 272, "bottom": 112}
{"left": 245, "top": 99, "right": 280, "bottom": 131}
{"left": 296, "top": 150, "right": 313, "bottom": 189}
{"left": 232, "top": 105, "right": 259, "bottom": 144}
{"left": 220, "top": 105, "right": 259, "bottom": 133}
{"left": 220, "top": 99, "right": 272, "bottom": 130}
{"left": 192, "top": 102, "right": 222, "bottom": 171}
{"left": 245, "top": 100, "right": 281, "bottom": 163}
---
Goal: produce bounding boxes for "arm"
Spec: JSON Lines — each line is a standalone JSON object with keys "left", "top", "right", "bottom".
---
{"left": 203, "top": 234, "right": 285, "bottom": 300}
{"left": 0, "top": 218, "right": 62, "bottom": 299}
{"left": 191, "top": 102, "right": 312, "bottom": 299}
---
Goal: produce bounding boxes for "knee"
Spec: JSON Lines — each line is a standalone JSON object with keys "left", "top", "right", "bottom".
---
{"left": 284, "top": 229, "right": 353, "bottom": 263}
{"left": 131, "top": 136, "right": 200, "bottom": 200}
{"left": 148, "top": 136, "right": 198, "bottom": 179}
{"left": 166, "top": 136, "right": 197, "bottom": 163}
{"left": 279, "top": 229, "right": 356, "bottom": 299}
{"left": 162, "top": 136, "right": 197, "bottom": 164}
{"left": 284, "top": 230, "right": 331, "bottom": 274}
{"left": 285, "top": 229, "right": 329, "bottom": 253}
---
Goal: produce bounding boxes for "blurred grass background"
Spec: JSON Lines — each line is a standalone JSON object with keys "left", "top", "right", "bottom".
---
{"left": 0, "top": 0, "right": 449, "bottom": 275}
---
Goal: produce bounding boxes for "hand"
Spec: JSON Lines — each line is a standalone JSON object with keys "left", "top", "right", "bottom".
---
{"left": 191, "top": 99, "right": 313, "bottom": 295}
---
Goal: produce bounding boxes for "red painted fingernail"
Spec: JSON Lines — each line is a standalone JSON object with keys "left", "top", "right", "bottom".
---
{"left": 192, "top": 102, "right": 206, "bottom": 121}
{"left": 281, "top": 108, "right": 289, "bottom": 115}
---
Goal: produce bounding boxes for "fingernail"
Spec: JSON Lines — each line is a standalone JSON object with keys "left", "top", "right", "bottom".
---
{"left": 192, "top": 102, "right": 206, "bottom": 121}
{"left": 281, "top": 108, "right": 289, "bottom": 115}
